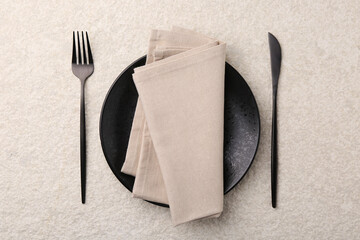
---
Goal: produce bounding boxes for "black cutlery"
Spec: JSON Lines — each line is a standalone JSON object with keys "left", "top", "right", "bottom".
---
{"left": 268, "top": 32, "right": 281, "bottom": 208}
{"left": 72, "top": 31, "right": 94, "bottom": 204}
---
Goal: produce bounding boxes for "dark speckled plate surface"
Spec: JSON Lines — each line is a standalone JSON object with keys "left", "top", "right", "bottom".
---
{"left": 100, "top": 56, "right": 260, "bottom": 207}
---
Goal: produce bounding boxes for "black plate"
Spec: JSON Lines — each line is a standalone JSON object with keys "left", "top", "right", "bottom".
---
{"left": 100, "top": 56, "right": 260, "bottom": 207}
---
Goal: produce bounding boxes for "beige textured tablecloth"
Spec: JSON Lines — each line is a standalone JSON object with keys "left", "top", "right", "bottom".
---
{"left": 0, "top": 0, "right": 359, "bottom": 239}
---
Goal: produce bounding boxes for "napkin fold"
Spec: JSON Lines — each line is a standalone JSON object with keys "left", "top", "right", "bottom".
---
{"left": 121, "top": 27, "right": 226, "bottom": 225}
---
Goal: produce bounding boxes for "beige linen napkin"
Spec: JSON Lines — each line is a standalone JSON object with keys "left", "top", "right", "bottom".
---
{"left": 121, "top": 27, "right": 226, "bottom": 225}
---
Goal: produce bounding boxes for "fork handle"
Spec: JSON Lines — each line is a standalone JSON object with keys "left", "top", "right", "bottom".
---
{"left": 80, "top": 82, "right": 86, "bottom": 204}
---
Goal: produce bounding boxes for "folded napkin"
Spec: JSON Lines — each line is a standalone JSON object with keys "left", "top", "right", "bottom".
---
{"left": 121, "top": 27, "right": 226, "bottom": 225}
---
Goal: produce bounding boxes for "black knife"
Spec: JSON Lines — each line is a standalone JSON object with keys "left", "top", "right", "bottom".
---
{"left": 268, "top": 32, "right": 281, "bottom": 208}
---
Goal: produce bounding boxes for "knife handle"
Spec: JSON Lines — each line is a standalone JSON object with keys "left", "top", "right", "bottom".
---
{"left": 271, "top": 97, "right": 277, "bottom": 208}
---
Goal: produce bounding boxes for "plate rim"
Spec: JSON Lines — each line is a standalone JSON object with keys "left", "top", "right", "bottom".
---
{"left": 222, "top": 62, "right": 261, "bottom": 194}
{"left": 99, "top": 55, "right": 261, "bottom": 200}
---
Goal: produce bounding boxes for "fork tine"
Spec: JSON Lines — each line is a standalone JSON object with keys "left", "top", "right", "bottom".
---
{"left": 72, "top": 31, "right": 76, "bottom": 64}
{"left": 81, "top": 31, "right": 87, "bottom": 64}
{"left": 77, "top": 31, "right": 82, "bottom": 64}
{"left": 86, "top": 32, "right": 93, "bottom": 64}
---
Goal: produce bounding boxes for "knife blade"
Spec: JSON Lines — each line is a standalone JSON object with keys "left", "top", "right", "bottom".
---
{"left": 268, "top": 32, "right": 281, "bottom": 208}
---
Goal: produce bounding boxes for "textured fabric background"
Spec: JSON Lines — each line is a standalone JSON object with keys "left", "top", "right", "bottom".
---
{"left": 0, "top": 0, "right": 359, "bottom": 239}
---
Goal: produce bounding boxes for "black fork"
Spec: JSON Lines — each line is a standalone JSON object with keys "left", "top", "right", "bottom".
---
{"left": 71, "top": 31, "right": 94, "bottom": 204}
